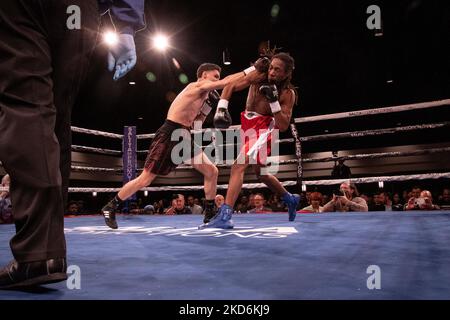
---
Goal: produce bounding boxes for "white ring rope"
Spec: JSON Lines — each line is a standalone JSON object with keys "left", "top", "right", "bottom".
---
{"left": 164, "top": 146, "right": 450, "bottom": 168}
{"left": 71, "top": 166, "right": 120, "bottom": 173}
{"left": 135, "top": 122, "right": 450, "bottom": 153}
{"left": 71, "top": 126, "right": 123, "bottom": 139}
{"left": 299, "top": 122, "right": 450, "bottom": 142}
{"left": 303, "top": 147, "right": 450, "bottom": 163}
{"left": 75, "top": 121, "right": 448, "bottom": 156}
{"left": 3, "top": 172, "right": 447, "bottom": 193}
{"left": 295, "top": 99, "right": 450, "bottom": 123}
{"left": 61, "top": 146, "right": 450, "bottom": 173}
{"left": 136, "top": 138, "right": 295, "bottom": 154}
{"left": 69, "top": 172, "right": 450, "bottom": 192}
{"left": 72, "top": 145, "right": 122, "bottom": 156}
{"left": 136, "top": 133, "right": 155, "bottom": 140}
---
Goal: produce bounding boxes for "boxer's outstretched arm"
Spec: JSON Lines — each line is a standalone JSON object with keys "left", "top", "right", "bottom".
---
{"left": 195, "top": 71, "right": 246, "bottom": 93}
{"left": 221, "top": 71, "right": 266, "bottom": 101}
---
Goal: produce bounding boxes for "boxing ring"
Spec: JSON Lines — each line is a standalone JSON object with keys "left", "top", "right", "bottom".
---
{"left": 1, "top": 99, "right": 450, "bottom": 299}
{"left": 1, "top": 212, "right": 450, "bottom": 299}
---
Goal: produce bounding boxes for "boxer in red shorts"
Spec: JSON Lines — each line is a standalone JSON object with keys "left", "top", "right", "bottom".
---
{"left": 200, "top": 52, "right": 300, "bottom": 229}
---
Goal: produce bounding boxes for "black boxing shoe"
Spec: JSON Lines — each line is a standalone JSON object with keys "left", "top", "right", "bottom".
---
{"left": 203, "top": 207, "right": 216, "bottom": 223}
{"left": 101, "top": 197, "right": 120, "bottom": 229}
{"left": 203, "top": 199, "right": 216, "bottom": 223}
{"left": 0, "top": 258, "right": 67, "bottom": 290}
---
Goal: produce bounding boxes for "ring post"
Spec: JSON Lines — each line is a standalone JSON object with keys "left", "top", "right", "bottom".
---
{"left": 122, "top": 126, "right": 137, "bottom": 212}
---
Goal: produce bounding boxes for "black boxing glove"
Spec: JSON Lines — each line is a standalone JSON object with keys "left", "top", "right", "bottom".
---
{"left": 213, "top": 99, "right": 232, "bottom": 129}
{"left": 259, "top": 84, "right": 281, "bottom": 113}
{"left": 207, "top": 90, "right": 220, "bottom": 108}
{"left": 254, "top": 56, "right": 271, "bottom": 73}
{"left": 199, "top": 90, "right": 220, "bottom": 117}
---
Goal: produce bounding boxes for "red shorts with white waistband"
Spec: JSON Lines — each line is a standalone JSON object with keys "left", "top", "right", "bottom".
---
{"left": 240, "top": 111, "right": 276, "bottom": 165}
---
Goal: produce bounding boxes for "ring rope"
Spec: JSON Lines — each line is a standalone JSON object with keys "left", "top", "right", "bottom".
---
{"left": 71, "top": 166, "right": 121, "bottom": 173}
{"left": 302, "top": 147, "right": 450, "bottom": 163}
{"left": 136, "top": 133, "right": 156, "bottom": 139}
{"left": 71, "top": 126, "right": 123, "bottom": 139}
{"left": 134, "top": 122, "right": 450, "bottom": 153}
{"left": 295, "top": 99, "right": 450, "bottom": 123}
{"left": 299, "top": 122, "right": 450, "bottom": 142}
{"left": 3, "top": 147, "right": 448, "bottom": 173}
{"left": 68, "top": 146, "right": 450, "bottom": 173}
{"left": 2, "top": 172, "right": 449, "bottom": 194}
{"left": 4, "top": 172, "right": 447, "bottom": 193}
{"left": 72, "top": 145, "right": 122, "bottom": 156}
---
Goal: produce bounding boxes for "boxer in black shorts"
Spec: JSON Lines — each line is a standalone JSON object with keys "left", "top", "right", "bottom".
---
{"left": 144, "top": 119, "right": 200, "bottom": 176}
{"left": 101, "top": 62, "right": 263, "bottom": 228}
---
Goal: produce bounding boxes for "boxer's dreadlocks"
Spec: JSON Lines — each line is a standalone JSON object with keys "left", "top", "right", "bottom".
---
{"left": 256, "top": 45, "right": 299, "bottom": 105}
{"left": 271, "top": 51, "right": 298, "bottom": 105}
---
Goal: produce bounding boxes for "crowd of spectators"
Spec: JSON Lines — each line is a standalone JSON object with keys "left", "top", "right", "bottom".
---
{"left": 1, "top": 172, "right": 449, "bottom": 224}
{"left": 61, "top": 184, "right": 450, "bottom": 217}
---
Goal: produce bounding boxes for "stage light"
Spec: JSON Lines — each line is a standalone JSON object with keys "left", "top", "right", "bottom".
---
{"left": 152, "top": 34, "right": 169, "bottom": 52}
{"left": 223, "top": 48, "right": 231, "bottom": 65}
{"left": 103, "top": 31, "right": 118, "bottom": 46}
{"left": 378, "top": 181, "right": 384, "bottom": 189}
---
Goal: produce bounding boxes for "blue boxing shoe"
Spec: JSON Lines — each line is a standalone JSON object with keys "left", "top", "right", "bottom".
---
{"left": 198, "top": 204, "right": 234, "bottom": 229}
{"left": 282, "top": 193, "right": 300, "bottom": 221}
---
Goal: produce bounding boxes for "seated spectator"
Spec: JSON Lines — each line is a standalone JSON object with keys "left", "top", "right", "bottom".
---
{"left": 249, "top": 193, "right": 272, "bottom": 213}
{"left": 437, "top": 188, "right": 450, "bottom": 210}
{"left": 359, "top": 193, "right": 369, "bottom": 203}
{"left": 404, "top": 186, "right": 422, "bottom": 210}
{"left": 215, "top": 194, "right": 225, "bottom": 209}
{"left": 300, "top": 192, "right": 324, "bottom": 213}
{"left": 298, "top": 191, "right": 309, "bottom": 209}
{"left": 402, "top": 190, "right": 410, "bottom": 204}
{"left": 369, "top": 191, "right": 392, "bottom": 211}
{"left": 359, "top": 193, "right": 373, "bottom": 210}
{"left": 143, "top": 205, "right": 155, "bottom": 215}
{"left": 248, "top": 194, "right": 256, "bottom": 211}
{"left": 76, "top": 200, "right": 85, "bottom": 215}
{"left": 236, "top": 195, "right": 250, "bottom": 213}
{"left": 322, "top": 182, "right": 368, "bottom": 212}
{"left": 165, "top": 199, "right": 177, "bottom": 215}
{"left": 66, "top": 201, "right": 80, "bottom": 215}
{"left": 0, "top": 174, "right": 13, "bottom": 224}
{"left": 417, "top": 190, "right": 440, "bottom": 210}
{"left": 165, "top": 194, "right": 192, "bottom": 215}
{"left": 391, "top": 193, "right": 404, "bottom": 211}
{"left": 268, "top": 194, "right": 286, "bottom": 212}
{"left": 154, "top": 200, "right": 166, "bottom": 214}
{"left": 187, "top": 195, "right": 203, "bottom": 215}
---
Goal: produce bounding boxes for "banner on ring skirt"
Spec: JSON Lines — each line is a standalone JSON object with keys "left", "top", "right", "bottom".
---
{"left": 123, "top": 126, "right": 137, "bottom": 200}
